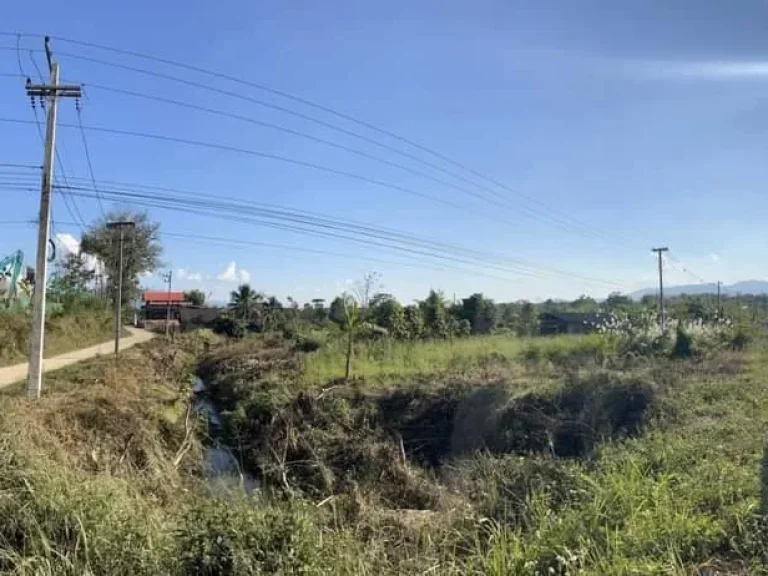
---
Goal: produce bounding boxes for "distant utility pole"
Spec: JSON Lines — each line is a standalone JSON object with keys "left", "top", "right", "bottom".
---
{"left": 162, "top": 269, "right": 173, "bottom": 337}
{"left": 652, "top": 247, "right": 669, "bottom": 331}
{"left": 716, "top": 281, "right": 722, "bottom": 319}
{"left": 106, "top": 221, "right": 135, "bottom": 356}
{"left": 25, "top": 37, "right": 81, "bottom": 399}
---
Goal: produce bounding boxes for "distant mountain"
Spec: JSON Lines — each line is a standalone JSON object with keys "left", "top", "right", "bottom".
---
{"left": 630, "top": 280, "right": 768, "bottom": 300}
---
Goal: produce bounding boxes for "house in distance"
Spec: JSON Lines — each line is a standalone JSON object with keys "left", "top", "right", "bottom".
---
{"left": 538, "top": 312, "right": 615, "bottom": 336}
{"left": 140, "top": 291, "right": 188, "bottom": 331}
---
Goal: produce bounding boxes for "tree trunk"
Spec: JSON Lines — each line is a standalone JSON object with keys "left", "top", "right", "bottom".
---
{"left": 344, "top": 326, "right": 353, "bottom": 381}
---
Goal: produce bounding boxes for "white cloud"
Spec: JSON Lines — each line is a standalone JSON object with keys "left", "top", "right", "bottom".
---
{"left": 55, "top": 232, "right": 80, "bottom": 255}
{"left": 711, "top": 253, "right": 721, "bottom": 262}
{"left": 177, "top": 268, "right": 203, "bottom": 282}
{"left": 55, "top": 232, "right": 104, "bottom": 276}
{"left": 216, "top": 261, "right": 251, "bottom": 283}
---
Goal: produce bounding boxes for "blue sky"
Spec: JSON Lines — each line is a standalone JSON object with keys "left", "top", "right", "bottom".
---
{"left": 2, "top": 1, "right": 767, "bottom": 303}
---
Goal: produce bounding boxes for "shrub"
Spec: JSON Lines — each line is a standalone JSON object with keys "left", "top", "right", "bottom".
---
{"left": 671, "top": 324, "right": 693, "bottom": 359}
{"left": 212, "top": 316, "right": 246, "bottom": 339}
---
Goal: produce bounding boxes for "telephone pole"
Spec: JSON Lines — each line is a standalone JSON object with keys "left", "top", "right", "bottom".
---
{"left": 25, "top": 37, "right": 81, "bottom": 399}
{"left": 162, "top": 269, "right": 173, "bottom": 336}
{"left": 106, "top": 221, "right": 135, "bottom": 356}
{"left": 716, "top": 281, "right": 722, "bottom": 319}
{"left": 652, "top": 247, "right": 669, "bottom": 331}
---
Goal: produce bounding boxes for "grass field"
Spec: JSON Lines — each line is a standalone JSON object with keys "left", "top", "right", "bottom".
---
{"left": 303, "top": 332, "right": 614, "bottom": 384}
{"left": 0, "top": 330, "right": 766, "bottom": 574}
{"left": 0, "top": 306, "right": 115, "bottom": 367}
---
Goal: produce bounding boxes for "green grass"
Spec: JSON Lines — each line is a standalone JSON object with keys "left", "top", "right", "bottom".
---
{"left": 1, "top": 331, "right": 767, "bottom": 574}
{"left": 0, "top": 306, "right": 116, "bottom": 367}
{"left": 303, "top": 332, "right": 612, "bottom": 384}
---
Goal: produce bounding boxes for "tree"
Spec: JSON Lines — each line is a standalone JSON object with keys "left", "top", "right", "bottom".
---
{"left": 57, "top": 252, "right": 95, "bottom": 295}
{"left": 184, "top": 289, "right": 206, "bottom": 306}
{"left": 459, "top": 293, "right": 497, "bottom": 335}
{"left": 369, "top": 296, "right": 406, "bottom": 338}
{"left": 333, "top": 293, "right": 361, "bottom": 380}
{"left": 329, "top": 296, "right": 347, "bottom": 327}
{"left": 420, "top": 290, "right": 450, "bottom": 338}
{"left": 80, "top": 210, "right": 162, "bottom": 310}
{"left": 263, "top": 296, "right": 283, "bottom": 331}
{"left": 228, "top": 284, "right": 263, "bottom": 321}
{"left": 353, "top": 271, "right": 382, "bottom": 317}
{"left": 605, "top": 292, "right": 633, "bottom": 312}
{"left": 403, "top": 305, "right": 424, "bottom": 340}
{"left": 517, "top": 301, "right": 536, "bottom": 336}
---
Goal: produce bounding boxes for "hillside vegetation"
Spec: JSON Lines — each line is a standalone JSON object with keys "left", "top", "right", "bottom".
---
{"left": 0, "top": 299, "right": 114, "bottom": 367}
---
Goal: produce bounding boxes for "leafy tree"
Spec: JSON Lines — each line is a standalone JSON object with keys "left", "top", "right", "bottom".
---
{"left": 459, "top": 293, "right": 497, "bottom": 335}
{"left": 420, "top": 290, "right": 450, "bottom": 338}
{"left": 605, "top": 292, "right": 633, "bottom": 312}
{"left": 80, "top": 210, "right": 162, "bottom": 310}
{"left": 369, "top": 296, "right": 406, "bottom": 338}
{"left": 403, "top": 305, "right": 424, "bottom": 340}
{"left": 56, "top": 252, "right": 95, "bottom": 295}
{"left": 228, "top": 284, "right": 263, "bottom": 321}
{"left": 329, "top": 296, "right": 347, "bottom": 327}
{"left": 570, "top": 295, "right": 598, "bottom": 313}
{"left": 184, "top": 289, "right": 206, "bottom": 306}
{"left": 517, "top": 301, "right": 536, "bottom": 336}
{"left": 263, "top": 296, "right": 283, "bottom": 331}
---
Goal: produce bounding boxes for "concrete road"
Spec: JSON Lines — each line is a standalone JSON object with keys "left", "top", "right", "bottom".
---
{"left": 0, "top": 327, "right": 155, "bottom": 389}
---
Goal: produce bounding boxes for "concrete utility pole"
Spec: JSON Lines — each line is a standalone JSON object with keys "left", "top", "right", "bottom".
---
{"left": 652, "top": 247, "right": 669, "bottom": 331}
{"left": 25, "top": 37, "right": 81, "bottom": 399}
{"left": 163, "top": 269, "right": 173, "bottom": 337}
{"left": 106, "top": 221, "right": 135, "bottom": 356}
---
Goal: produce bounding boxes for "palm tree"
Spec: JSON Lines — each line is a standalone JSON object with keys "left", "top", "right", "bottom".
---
{"left": 228, "top": 284, "right": 263, "bottom": 321}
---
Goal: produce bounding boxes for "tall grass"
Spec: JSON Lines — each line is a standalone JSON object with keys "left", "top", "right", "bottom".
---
{"left": 0, "top": 302, "right": 114, "bottom": 367}
{"left": 0, "top": 332, "right": 766, "bottom": 573}
{"left": 303, "top": 333, "right": 613, "bottom": 384}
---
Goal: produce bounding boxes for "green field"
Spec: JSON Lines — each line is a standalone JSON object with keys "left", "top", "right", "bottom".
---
{"left": 0, "top": 329, "right": 766, "bottom": 574}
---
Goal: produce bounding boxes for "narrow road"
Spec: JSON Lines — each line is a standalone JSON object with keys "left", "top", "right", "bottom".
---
{"left": 0, "top": 327, "right": 155, "bottom": 389}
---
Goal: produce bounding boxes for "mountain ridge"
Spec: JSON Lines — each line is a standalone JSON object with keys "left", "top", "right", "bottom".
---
{"left": 630, "top": 280, "right": 768, "bottom": 300}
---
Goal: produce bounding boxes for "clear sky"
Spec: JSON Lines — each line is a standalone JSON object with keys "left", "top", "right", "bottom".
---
{"left": 1, "top": 1, "right": 767, "bottom": 304}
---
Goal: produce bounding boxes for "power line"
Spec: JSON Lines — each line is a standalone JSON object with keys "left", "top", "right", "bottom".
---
{"left": 32, "top": 41, "right": 632, "bottom": 246}
{"left": 49, "top": 183, "right": 628, "bottom": 289}
{"left": 79, "top": 81, "right": 607, "bottom": 241}
{"left": 74, "top": 93, "right": 106, "bottom": 216}
{"left": 15, "top": 37, "right": 86, "bottom": 231}
{"left": 0, "top": 169, "right": 628, "bottom": 288}
{"left": 44, "top": 32, "right": 634, "bottom": 241}
{"left": 666, "top": 251, "right": 707, "bottom": 284}
{"left": 50, "top": 174, "right": 620, "bottom": 282}
{"left": 0, "top": 163, "right": 41, "bottom": 170}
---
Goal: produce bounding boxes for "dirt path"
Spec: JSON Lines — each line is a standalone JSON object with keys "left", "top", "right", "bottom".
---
{"left": 0, "top": 327, "right": 155, "bottom": 389}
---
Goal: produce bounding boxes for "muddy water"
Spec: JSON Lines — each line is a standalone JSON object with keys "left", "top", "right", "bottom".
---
{"left": 192, "top": 377, "right": 259, "bottom": 494}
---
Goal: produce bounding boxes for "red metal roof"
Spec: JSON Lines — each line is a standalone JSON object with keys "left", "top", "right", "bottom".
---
{"left": 143, "top": 291, "right": 186, "bottom": 303}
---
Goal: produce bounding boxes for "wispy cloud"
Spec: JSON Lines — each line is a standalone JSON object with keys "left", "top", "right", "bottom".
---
{"left": 711, "top": 253, "right": 721, "bottom": 262}
{"left": 638, "top": 59, "right": 768, "bottom": 80}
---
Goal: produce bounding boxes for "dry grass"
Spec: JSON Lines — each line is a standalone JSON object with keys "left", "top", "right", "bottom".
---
{"left": 0, "top": 307, "right": 116, "bottom": 367}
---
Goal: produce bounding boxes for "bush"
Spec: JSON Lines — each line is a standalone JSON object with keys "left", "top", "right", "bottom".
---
{"left": 212, "top": 316, "right": 246, "bottom": 339}
{"left": 671, "top": 324, "right": 693, "bottom": 359}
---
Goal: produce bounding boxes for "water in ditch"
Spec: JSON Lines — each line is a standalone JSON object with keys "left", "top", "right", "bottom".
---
{"left": 192, "top": 377, "right": 259, "bottom": 494}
